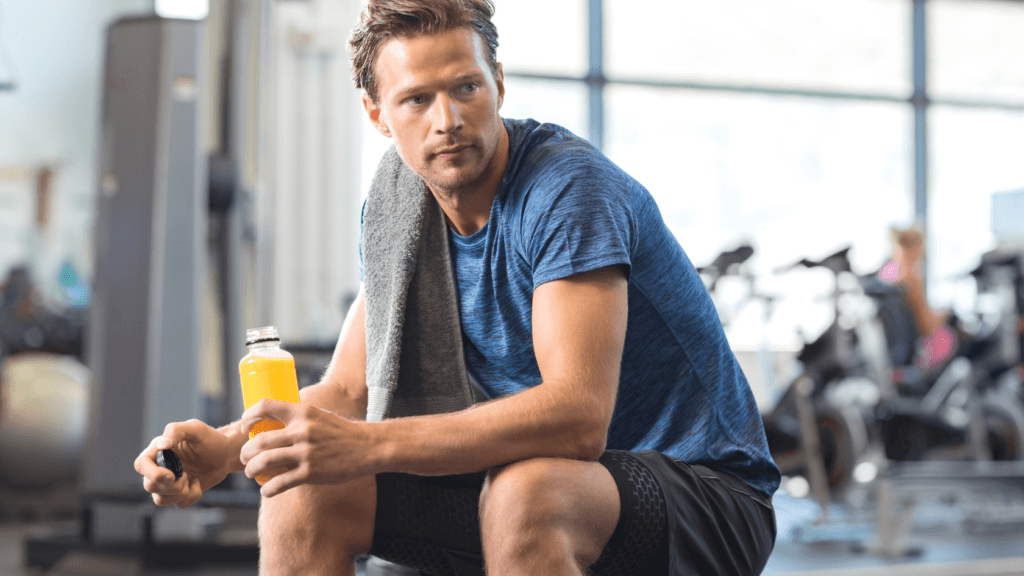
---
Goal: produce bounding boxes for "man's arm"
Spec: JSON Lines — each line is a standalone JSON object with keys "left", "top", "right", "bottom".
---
{"left": 137, "top": 289, "right": 369, "bottom": 505}
{"left": 305, "top": 288, "right": 370, "bottom": 420}
{"left": 218, "top": 288, "right": 369, "bottom": 472}
{"left": 239, "top": 266, "right": 627, "bottom": 494}
{"left": 373, "top": 265, "right": 627, "bottom": 473}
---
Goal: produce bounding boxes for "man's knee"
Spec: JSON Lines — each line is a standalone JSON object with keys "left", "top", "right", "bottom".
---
{"left": 259, "top": 476, "right": 377, "bottom": 571}
{"left": 479, "top": 457, "right": 616, "bottom": 568}
{"left": 479, "top": 458, "right": 574, "bottom": 530}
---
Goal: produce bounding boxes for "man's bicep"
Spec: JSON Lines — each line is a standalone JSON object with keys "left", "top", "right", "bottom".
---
{"left": 531, "top": 265, "right": 628, "bottom": 425}
{"left": 310, "top": 287, "right": 368, "bottom": 418}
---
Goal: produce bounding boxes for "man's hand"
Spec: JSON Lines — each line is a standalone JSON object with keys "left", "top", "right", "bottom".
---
{"left": 239, "top": 399, "right": 373, "bottom": 498}
{"left": 135, "top": 419, "right": 238, "bottom": 508}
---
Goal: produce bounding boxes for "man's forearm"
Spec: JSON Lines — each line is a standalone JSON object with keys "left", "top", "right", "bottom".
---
{"left": 221, "top": 378, "right": 368, "bottom": 475}
{"left": 218, "top": 422, "right": 249, "bottom": 474}
{"left": 365, "top": 380, "right": 611, "bottom": 477}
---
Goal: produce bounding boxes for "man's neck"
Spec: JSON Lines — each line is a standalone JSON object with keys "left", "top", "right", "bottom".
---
{"left": 430, "top": 123, "right": 510, "bottom": 237}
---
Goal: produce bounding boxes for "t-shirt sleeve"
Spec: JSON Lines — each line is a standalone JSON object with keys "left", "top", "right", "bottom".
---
{"left": 521, "top": 153, "right": 636, "bottom": 289}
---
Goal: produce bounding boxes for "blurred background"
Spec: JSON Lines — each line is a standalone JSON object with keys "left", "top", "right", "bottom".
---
{"left": 1, "top": 0, "right": 1024, "bottom": 574}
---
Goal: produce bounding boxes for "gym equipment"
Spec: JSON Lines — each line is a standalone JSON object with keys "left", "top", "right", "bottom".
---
{"left": 761, "top": 247, "right": 882, "bottom": 499}
{"left": 697, "top": 244, "right": 792, "bottom": 409}
{"left": 696, "top": 243, "right": 759, "bottom": 328}
{"left": 767, "top": 248, "right": 1024, "bottom": 559}
{"left": 0, "top": 266, "right": 87, "bottom": 361}
{"left": 765, "top": 244, "right": 1024, "bottom": 503}
{"left": 863, "top": 253, "right": 1024, "bottom": 464}
{"left": 697, "top": 243, "right": 755, "bottom": 292}
{"left": 962, "top": 248, "right": 1024, "bottom": 458}
{"left": 83, "top": 14, "right": 207, "bottom": 497}
{"left": 24, "top": 16, "right": 261, "bottom": 572}
{"left": 0, "top": 353, "right": 90, "bottom": 490}
{"left": 861, "top": 460, "right": 1024, "bottom": 557}
{"left": 0, "top": 266, "right": 90, "bottom": 494}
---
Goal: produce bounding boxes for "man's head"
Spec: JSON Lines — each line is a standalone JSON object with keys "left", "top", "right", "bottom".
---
{"left": 349, "top": 0, "right": 500, "bottom": 106}
{"left": 349, "top": 0, "right": 508, "bottom": 198}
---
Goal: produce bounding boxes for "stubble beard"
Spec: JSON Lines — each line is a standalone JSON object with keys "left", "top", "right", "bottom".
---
{"left": 423, "top": 147, "right": 493, "bottom": 202}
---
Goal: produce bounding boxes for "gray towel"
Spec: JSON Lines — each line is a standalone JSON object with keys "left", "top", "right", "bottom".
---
{"left": 362, "top": 145, "right": 475, "bottom": 422}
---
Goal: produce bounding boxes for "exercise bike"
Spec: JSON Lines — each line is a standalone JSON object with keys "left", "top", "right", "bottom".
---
{"left": 861, "top": 248, "right": 1024, "bottom": 464}
{"left": 759, "top": 247, "right": 885, "bottom": 497}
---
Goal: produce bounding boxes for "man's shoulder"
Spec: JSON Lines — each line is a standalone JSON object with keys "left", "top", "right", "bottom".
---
{"left": 506, "top": 118, "right": 602, "bottom": 169}
{"left": 503, "top": 118, "right": 625, "bottom": 198}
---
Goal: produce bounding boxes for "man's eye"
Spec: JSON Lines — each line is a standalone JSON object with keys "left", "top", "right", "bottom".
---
{"left": 462, "top": 83, "right": 478, "bottom": 93}
{"left": 410, "top": 95, "right": 426, "bottom": 105}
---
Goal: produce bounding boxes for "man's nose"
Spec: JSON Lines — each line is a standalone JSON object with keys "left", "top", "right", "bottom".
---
{"left": 433, "top": 94, "right": 463, "bottom": 134}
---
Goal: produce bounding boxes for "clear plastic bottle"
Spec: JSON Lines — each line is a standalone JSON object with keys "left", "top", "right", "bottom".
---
{"left": 238, "top": 326, "right": 300, "bottom": 485}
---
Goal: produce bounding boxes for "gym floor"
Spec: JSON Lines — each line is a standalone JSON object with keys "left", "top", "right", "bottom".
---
{"left": 2, "top": 491, "right": 1024, "bottom": 576}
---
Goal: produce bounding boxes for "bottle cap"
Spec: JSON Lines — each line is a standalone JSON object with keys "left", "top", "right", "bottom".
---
{"left": 156, "top": 449, "right": 183, "bottom": 480}
{"left": 245, "top": 326, "right": 280, "bottom": 346}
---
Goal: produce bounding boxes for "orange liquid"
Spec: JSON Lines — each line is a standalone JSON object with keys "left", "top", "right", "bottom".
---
{"left": 239, "top": 355, "right": 300, "bottom": 485}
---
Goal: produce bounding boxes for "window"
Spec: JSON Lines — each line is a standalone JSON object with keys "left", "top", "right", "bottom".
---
{"left": 491, "top": 0, "right": 587, "bottom": 77}
{"left": 605, "top": 88, "right": 913, "bottom": 274}
{"left": 929, "top": 106, "right": 1024, "bottom": 307}
{"left": 930, "top": 0, "right": 1024, "bottom": 102}
{"left": 500, "top": 77, "right": 588, "bottom": 138}
{"left": 606, "top": 0, "right": 910, "bottom": 96}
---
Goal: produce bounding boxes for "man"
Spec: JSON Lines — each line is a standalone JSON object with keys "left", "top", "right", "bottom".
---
{"left": 135, "top": 1, "right": 780, "bottom": 574}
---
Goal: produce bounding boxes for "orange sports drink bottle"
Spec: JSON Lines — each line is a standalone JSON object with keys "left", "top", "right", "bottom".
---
{"left": 238, "top": 326, "right": 300, "bottom": 485}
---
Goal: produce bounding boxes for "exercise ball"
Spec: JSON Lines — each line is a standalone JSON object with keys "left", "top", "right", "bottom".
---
{"left": 0, "top": 352, "right": 90, "bottom": 488}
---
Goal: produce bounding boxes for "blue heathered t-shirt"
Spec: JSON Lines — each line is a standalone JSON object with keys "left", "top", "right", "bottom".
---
{"left": 444, "top": 118, "right": 780, "bottom": 497}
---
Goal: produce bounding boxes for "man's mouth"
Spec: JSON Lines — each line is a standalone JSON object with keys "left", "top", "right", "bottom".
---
{"left": 434, "top": 145, "right": 470, "bottom": 159}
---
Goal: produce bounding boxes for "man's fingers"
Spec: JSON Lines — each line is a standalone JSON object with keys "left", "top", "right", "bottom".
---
{"left": 136, "top": 437, "right": 176, "bottom": 485}
{"left": 138, "top": 420, "right": 216, "bottom": 508}
{"left": 143, "top": 475, "right": 185, "bottom": 496}
{"left": 161, "top": 419, "right": 206, "bottom": 448}
{"left": 139, "top": 419, "right": 205, "bottom": 483}
{"left": 175, "top": 474, "right": 204, "bottom": 509}
{"left": 244, "top": 446, "right": 300, "bottom": 480}
{"left": 134, "top": 437, "right": 157, "bottom": 473}
{"left": 238, "top": 425, "right": 297, "bottom": 465}
{"left": 146, "top": 471, "right": 189, "bottom": 507}
{"left": 153, "top": 493, "right": 182, "bottom": 507}
{"left": 260, "top": 465, "right": 307, "bottom": 499}
{"left": 239, "top": 399, "right": 296, "bottom": 436}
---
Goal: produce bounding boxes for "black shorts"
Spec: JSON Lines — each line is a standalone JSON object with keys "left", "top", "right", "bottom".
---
{"left": 369, "top": 450, "right": 776, "bottom": 576}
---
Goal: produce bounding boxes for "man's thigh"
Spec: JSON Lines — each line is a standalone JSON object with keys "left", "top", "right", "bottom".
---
{"left": 367, "top": 453, "right": 667, "bottom": 576}
{"left": 369, "top": 469, "right": 487, "bottom": 575}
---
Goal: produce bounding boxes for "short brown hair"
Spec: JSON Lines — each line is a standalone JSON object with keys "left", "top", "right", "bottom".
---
{"left": 349, "top": 0, "right": 500, "bottom": 104}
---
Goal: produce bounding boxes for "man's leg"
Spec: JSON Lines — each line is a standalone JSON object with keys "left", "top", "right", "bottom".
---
{"left": 479, "top": 457, "right": 621, "bottom": 576}
{"left": 257, "top": 382, "right": 376, "bottom": 576}
{"left": 258, "top": 476, "right": 376, "bottom": 575}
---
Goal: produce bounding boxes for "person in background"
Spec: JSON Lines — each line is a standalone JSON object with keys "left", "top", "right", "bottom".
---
{"left": 879, "top": 225, "right": 955, "bottom": 369}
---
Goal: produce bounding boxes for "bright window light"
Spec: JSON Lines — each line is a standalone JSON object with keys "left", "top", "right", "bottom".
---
{"left": 155, "top": 0, "right": 209, "bottom": 20}
{"left": 786, "top": 476, "right": 810, "bottom": 498}
{"left": 854, "top": 462, "right": 878, "bottom": 483}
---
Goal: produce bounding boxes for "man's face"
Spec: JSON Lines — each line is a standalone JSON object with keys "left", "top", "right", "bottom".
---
{"left": 363, "top": 27, "right": 505, "bottom": 195}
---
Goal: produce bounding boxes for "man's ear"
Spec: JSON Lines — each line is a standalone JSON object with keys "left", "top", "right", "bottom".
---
{"left": 495, "top": 62, "right": 505, "bottom": 110}
{"left": 362, "top": 92, "right": 392, "bottom": 138}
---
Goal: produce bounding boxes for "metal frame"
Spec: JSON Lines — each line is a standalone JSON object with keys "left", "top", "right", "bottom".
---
{"left": 504, "top": 0, "right": 1024, "bottom": 285}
